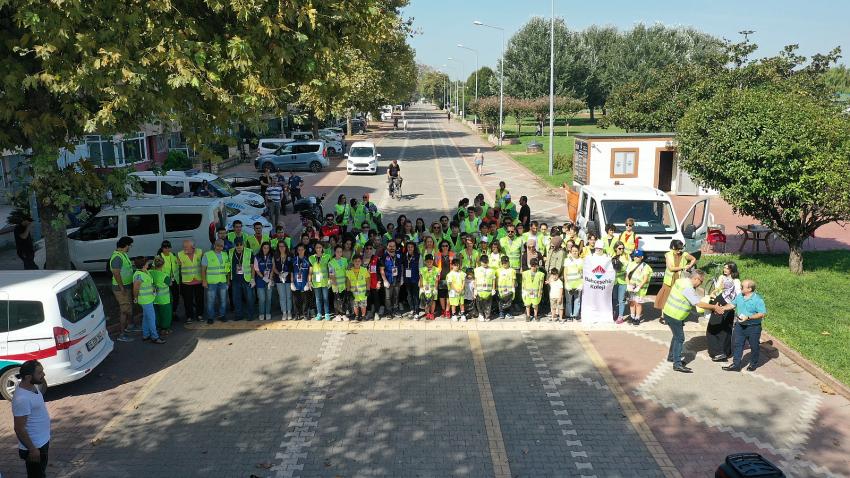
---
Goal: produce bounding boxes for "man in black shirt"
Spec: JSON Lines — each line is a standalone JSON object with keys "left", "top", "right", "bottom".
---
{"left": 14, "top": 216, "right": 38, "bottom": 270}
{"left": 519, "top": 196, "right": 531, "bottom": 230}
{"left": 387, "top": 159, "right": 401, "bottom": 196}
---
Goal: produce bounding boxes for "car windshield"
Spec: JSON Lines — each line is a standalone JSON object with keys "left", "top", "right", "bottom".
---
{"left": 57, "top": 275, "right": 100, "bottom": 324}
{"left": 225, "top": 206, "right": 241, "bottom": 217}
{"left": 601, "top": 200, "right": 677, "bottom": 234}
{"left": 349, "top": 147, "right": 374, "bottom": 158}
{"left": 210, "top": 178, "right": 239, "bottom": 197}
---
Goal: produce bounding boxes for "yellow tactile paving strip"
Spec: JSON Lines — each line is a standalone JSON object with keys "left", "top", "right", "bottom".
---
{"left": 468, "top": 330, "right": 512, "bottom": 478}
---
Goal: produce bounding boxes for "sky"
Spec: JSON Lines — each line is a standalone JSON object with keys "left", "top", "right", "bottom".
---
{"left": 402, "top": 0, "right": 849, "bottom": 79}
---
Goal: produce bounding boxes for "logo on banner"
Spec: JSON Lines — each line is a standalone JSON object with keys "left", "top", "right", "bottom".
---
{"left": 592, "top": 265, "right": 605, "bottom": 279}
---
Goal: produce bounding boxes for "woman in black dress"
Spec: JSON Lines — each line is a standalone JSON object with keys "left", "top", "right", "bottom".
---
{"left": 706, "top": 262, "right": 741, "bottom": 361}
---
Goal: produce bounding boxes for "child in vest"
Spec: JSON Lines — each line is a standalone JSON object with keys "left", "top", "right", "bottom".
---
{"left": 626, "top": 250, "right": 652, "bottom": 324}
{"left": 547, "top": 268, "right": 564, "bottom": 322}
{"left": 496, "top": 256, "right": 516, "bottom": 320}
{"left": 150, "top": 257, "right": 173, "bottom": 335}
{"left": 445, "top": 259, "right": 466, "bottom": 321}
{"left": 419, "top": 254, "right": 439, "bottom": 320}
{"left": 328, "top": 245, "right": 350, "bottom": 321}
{"left": 132, "top": 256, "right": 165, "bottom": 344}
{"left": 463, "top": 268, "right": 476, "bottom": 320}
{"left": 346, "top": 255, "right": 370, "bottom": 321}
{"left": 474, "top": 255, "right": 496, "bottom": 321}
{"left": 522, "top": 258, "right": 545, "bottom": 321}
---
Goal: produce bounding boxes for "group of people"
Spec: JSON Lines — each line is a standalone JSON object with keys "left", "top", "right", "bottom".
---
{"left": 258, "top": 168, "right": 305, "bottom": 230}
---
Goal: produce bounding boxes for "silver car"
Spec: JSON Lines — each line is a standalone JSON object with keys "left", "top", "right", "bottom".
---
{"left": 255, "top": 140, "right": 329, "bottom": 173}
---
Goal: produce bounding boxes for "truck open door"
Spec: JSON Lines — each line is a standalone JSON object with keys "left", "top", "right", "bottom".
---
{"left": 680, "top": 197, "right": 711, "bottom": 254}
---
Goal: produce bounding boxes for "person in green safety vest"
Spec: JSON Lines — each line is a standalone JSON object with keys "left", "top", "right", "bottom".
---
{"left": 625, "top": 249, "right": 652, "bottom": 325}
{"left": 150, "top": 256, "right": 173, "bottom": 335}
{"left": 110, "top": 236, "right": 137, "bottom": 342}
{"left": 494, "top": 181, "right": 510, "bottom": 208}
{"left": 473, "top": 255, "right": 496, "bottom": 321}
{"left": 226, "top": 220, "right": 250, "bottom": 246}
{"left": 346, "top": 254, "right": 371, "bottom": 321}
{"left": 246, "top": 222, "right": 270, "bottom": 252}
{"left": 601, "top": 223, "right": 618, "bottom": 257}
{"left": 661, "top": 269, "right": 718, "bottom": 373}
{"left": 202, "top": 239, "right": 231, "bottom": 324}
{"left": 334, "top": 194, "right": 353, "bottom": 235}
{"left": 496, "top": 255, "right": 516, "bottom": 319}
{"left": 521, "top": 258, "right": 545, "bottom": 322}
{"left": 419, "top": 254, "right": 440, "bottom": 320}
{"left": 328, "top": 245, "right": 350, "bottom": 321}
{"left": 156, "top": 240, "right": 181, "bottom": 322}
{"left": 132, "top": 256, "right": 165, "bottom": 344}
{"left": 563, "top": 244, "right": 583, "bottom": 320}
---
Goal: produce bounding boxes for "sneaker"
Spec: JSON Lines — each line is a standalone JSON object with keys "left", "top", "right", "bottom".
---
{"left": 615, "top": 316, "right": 625, "bottom": 325}
{"left": 385, "top": 314, "right": 394, "bottom": 321}
{"left": 451, "top": 315, "right": 458, "bottom": 322}
{"left": 505, "top": 314, "right": 512, "bottom": 320}
{"left": 378, "top": 306, "right": 385, "bottom": 315}
{"left": 185, "top": 317, "right": 193, "bottom": 324}
{"left": 151, "top": 338, "right": 166, "bottom": 344}
{"left": 461, "top": 316, "right": 468, "bottom": 322}
{"left": 127, "top": 325, "right": 142, "bottom": 332}
{"left": 477, "top": 314, "right": 485, "bottom": 322}
{"left": 116, "top": 333, "right": 134, "bottom": 342}
{"left": 325, "top": 313, "right": 332, "bottom": 321}
{"left": 314, "top": 315, "right": 322, "bottom": 321}
{"left": 206, "top": 319, "right": 214, "bottom": 325}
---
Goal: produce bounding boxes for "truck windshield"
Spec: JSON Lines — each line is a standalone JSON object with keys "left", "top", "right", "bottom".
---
{"left": 601, "top": 200, "right": 677, "bottom": 234}
{"left": 210, "top": 178, "right": 239, "bottom": 197}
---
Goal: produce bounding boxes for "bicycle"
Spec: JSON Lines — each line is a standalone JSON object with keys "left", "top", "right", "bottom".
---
{"left": 388, "top": 176, "right": 403, "bottom": 200}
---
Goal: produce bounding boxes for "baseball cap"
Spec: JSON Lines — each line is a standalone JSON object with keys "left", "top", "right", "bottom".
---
{"left": 593, "top": 240, "right": 604, "bottom": 249}
{"left": 632, "top": 249, "right": 645, "bottom": 258}
{"left": 504, "top": 194, "right": 511, "bottom": 200}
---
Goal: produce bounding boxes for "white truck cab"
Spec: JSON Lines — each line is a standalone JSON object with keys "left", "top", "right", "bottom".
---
{"left": 574, "top": 184, "right": 710, "bottom": 282}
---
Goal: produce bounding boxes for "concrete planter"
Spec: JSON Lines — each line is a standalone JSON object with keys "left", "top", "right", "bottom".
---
{"left": 526, "top": 142, "right": 543, "bottom": 153}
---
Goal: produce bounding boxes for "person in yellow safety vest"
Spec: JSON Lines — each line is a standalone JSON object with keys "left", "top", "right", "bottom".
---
{"left": 459, "top": 236, "right": 480, "bottom": 270}
{"left": 521, "top": 258, "right": 545, "bottom": 321}
{"left": 499, "top": 226, "right": 523, "bottom": 271}
{"left": 178, "top": 239, "right": 204, "bottom": 324}
{"left": 487, "top": 242, "right": 502, "bottom": 271}
{"left": 309, "top": 242, "right": 332, "bottom": 321}
{"left": 625, "top": 250, "right": 652, "bottom": 325}
{"left": 495, "top": 181, "right": 510, "bottom": 208}
{"left": 230, "top": 239, "right": 255, "bottom": 322}
{"left": 581, "top": 233, "right": 598, "bottom": 258}
{"left": 445, "top": 258, "right": 466, "bottom": 321}
{"left": 202, "top": 239, "right": 231, "bottom": 324}
{"left": 132, "top": 256, "right": 165, "bottom": 344}
{"left": 110, "top": 236, "right": 137, "bottom": 342}
{"left": 246, "top": 222, "right": 270, "bottom": 252}
{"left": 655, "top": 239, "right": 697, "bottom": 322}
{"left": 612, "top": 241, "right": 632, "bottom": 324}
{"left": 156, "top": 240, "right": 181, "bottom": 321}
{"left": 150, "top": 256, "right": 173, "bottom": 335}
{"left": 473, "top": 255, "right": 496, "bottom": 321}
{"left": 502, "top": 194, "right": 518, "bottom": 221}
{"left": 461, "top": 206, "right": 481, "bottom": 235}
{"left": 346, "top": 254, "right": 371, "bottom": 321}
{"left": 496, "top": 256, "right": 516, "bottom": 319}
{"left": 618, "top": 217, "right": 639, "bottom": 256}
{"left": 226, "top": 220, "right": 250, "bottom": 246}
{"left": 445, "top": 222, "right": 464, "bottom": 253}
{"left": 563, "top": 244, "right": 583, "bottom": 320}
{"left": 328, "top": 245, "right": 350, "bottom": 321}
{"left": 601, "top": 223, "right": 619, "bottom": 257}
{"left": 334, "top": 194, "right": 353, "bottom": 235}
{"left": 418, "top": 254, "right": 440, "bottom": 320}
{"left": 661, "top": 270, "right": 718, "bottom": 373}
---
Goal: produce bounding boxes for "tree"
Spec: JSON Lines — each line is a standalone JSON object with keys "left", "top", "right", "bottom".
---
{"left": 502, "top": 17, "right": 572, "bottom": 99}
{"left": 465, "top": 67, "right": 497, "bottom": 99}
{"left": 576, "top": 25, "right": 620, "bottom": 119}
{"left": 420, "top": 70, "right": 450, "bottom": 107}
{"left": 553, "top": 96, "right": 586, "bottom": 136}
{"left": 823, "top": 65, "right": 850, "bottom": 95}
{"left": 467, "top": 97, "right": 500, "bottom": 133}
{"left": 505, "top": 97, "right": 533, "bottom": 137}
{"left": 1, "top": 0, "right": 409, "bottom": 268}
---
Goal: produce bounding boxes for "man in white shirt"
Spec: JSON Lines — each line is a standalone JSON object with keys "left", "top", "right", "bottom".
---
{"left": 12, "top": 360, "right": 51, "bottom": 478}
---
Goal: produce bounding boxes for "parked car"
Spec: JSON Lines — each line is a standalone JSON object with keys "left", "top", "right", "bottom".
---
{"left": 319, "top": 135, "right": 345, "bottom": 155}
{"left": 0, "top": 270, "right": 114, "bottom": 400}
{"left": 130, "top": 170, "right": 266, "bottom": 216}
{"left": 221, "top": 175, "right": 261, "bottom": 194}
{"left": 255, "top": 140, "right": 329, "bottom": 173}
{"left": 257, "top": 138, "right": 294, "bottom": 156}
{"left": 337, "top": 119, "right": 365, "bottom": 135}
{"left": 346, "top": 141, "right": 380, "bottom": 175}
{"left": 34, "top": 197, "right": 271, "bottom": 272}
{"left": 318, "top": 128, "right": 344, "bottom": 142}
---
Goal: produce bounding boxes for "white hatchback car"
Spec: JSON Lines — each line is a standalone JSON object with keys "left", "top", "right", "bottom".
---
{"left": 345, "top": 142, "right": 380, "bottom": 175}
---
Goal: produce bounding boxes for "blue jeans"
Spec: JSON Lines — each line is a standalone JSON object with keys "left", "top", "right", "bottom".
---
{"left": 613, "top": 283, "right": 627, "bottom": 318}
{"left": 313, "top": 286, "right": 329, "bottom": 316}
{"left": 231, "top": 279, "right": 255, "bottom": 320}
{"left": 257, "top": 286, "right": 273, "bottom": 316}
{"left": 732, "top": 322, "right": 762, "bottom": 368}
{"left": 140, "top": 302, "right": 159, "bottom": 340}
{"left": 206, "top": 282, "right": 228, "bottom": 320}
{"left": 665, "top": 314, "right": 685, "bottom": 367}
{"left": 566, "top": 289, "right": 582, "bottom": 317}
{"left": 276, "top": 283, "right": 293, "bottom": 315}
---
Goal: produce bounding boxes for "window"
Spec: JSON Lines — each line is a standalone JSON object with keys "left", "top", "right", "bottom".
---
{"left": 209, "top": 178, "right": 237, "bottom": 197}
{"left": 127, "top": 214, "right": 160, "bottom": 236}
{"left": 155, "top": 134, "right": 169, "bottom": 153}
{"left": 349, "top": 147, "right": 374, "bottom": 158}
{"left": 602, "top": 200, "right": 677, "bottom": 234}
{"left": 0, "top": 300, "right": 46, "bottom": 332}
{"left": 260, "top": 141, "right": 285, "bottom": 151}
{"left": 611, "top": 149, "right": 639, "bottom": 178}
{"left": 165, "top": 213, "right": 202, "bottom": 232}
{"left": 160, "top": 180, "right": 185, "bottom": 196}
{"left": 57, "top": 276, "right": 100, "bottom": 324}
{"left": 188, "top": 181, "right": 204, "bottom": 195}
{"left": 139, "top": 180, "right": 158, "bottom": 195}
{"left": 73, "top": 215, "right": 118, "bottom": 241}
{"left": 294, "top": 144, "right": 319, "bottom": 154}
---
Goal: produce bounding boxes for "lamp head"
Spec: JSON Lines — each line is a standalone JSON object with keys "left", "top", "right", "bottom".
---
{"left": 473, "top": 21, "right": 483, "bottom": 25}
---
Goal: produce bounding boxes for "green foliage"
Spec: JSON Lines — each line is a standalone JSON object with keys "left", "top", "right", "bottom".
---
{"left": 163, "top": 150, "right": 192, "bottom": 171}
{"left": 420, "top": 69, "right": 450, "bottom": 106}
{"left": 553, "top": 152, "right": 571, "bottom": 171}
{"left": 465, "top": 67, "right": 497, "bottom": 99}
{"left": 823, "top": 65, "right": 850, "bottom": 95}
{"left": 467, "top": 96, "right": 500, "bottom": 133}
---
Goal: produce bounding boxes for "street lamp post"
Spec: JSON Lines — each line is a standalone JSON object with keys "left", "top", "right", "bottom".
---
{"left": 448, "top": 57, "right": 464, "bottom": 119}
{"left": 457, "top": 44, "right": 479, "bottom": 124}
{"left": 547, "top": 0, "right": 555, "bottom": 176}
{"left": 473, "top": 20, "right": 505, "bottom": 145}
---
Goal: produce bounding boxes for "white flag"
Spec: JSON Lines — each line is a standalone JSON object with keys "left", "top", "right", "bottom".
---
{"left": 581, "top": 255, "right": 614, "bottom": 325}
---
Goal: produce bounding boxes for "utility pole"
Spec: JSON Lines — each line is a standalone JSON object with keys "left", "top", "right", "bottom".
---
{"left": 548, "top": 0, "right": 555, "bottom": 176}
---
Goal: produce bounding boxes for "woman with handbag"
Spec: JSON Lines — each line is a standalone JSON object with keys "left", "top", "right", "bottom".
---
{"left": 706, "top": 262, "right": 741, "bottom": 361}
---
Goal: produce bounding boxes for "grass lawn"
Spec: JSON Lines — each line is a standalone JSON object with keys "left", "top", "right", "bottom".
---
{"left": 480, "top": 115, "right": 623, "bottom": 188}
{"left": 697, "top": 251, "right": 850, "bottom": 387}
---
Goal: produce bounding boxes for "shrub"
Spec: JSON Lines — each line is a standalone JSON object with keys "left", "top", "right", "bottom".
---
{"left": 554, "top": 152, "right": 572, "bottom": 171}
{"left": 163, "top": 150, "right": 191, "bottom": 170}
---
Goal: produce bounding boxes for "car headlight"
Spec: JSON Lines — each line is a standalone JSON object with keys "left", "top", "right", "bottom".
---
{"left": 248, "top": 200, "right": 264, "bottom": 208}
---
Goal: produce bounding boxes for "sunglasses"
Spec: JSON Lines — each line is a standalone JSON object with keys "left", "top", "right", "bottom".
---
{"left": 616, "top": 247, "right": 624, "bottom": 250}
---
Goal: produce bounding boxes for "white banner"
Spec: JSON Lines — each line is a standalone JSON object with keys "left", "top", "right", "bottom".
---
{"left": 581, "top": 255, "right": 614, "bottom": 324}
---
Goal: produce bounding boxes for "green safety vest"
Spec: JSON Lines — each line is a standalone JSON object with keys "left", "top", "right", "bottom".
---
{"left": 204, "top": 250, "right": 230, "bottom": 284}
{"left": 615, "top": 254, "right": 630, "bottom": 285}
{"left": 601, "top": 235, "right": 618, "bottom": 257}
{"left": 619, "top": 231, "right": 638, "bottom": 255}
{"left": 462, "top": 217, "right": 481, "bottom": 234}
{"left": 150, "top": 270, "right": 171, "bottom": 305}
{"left": 335, "top": 203, "right": 351, "bottom": 225}
{"left": 403, "top": 232, "right": 419, "bottom": 244}
{"left": 134, "top": 270, "right": 155, "bottom": 305}
{"left": 487, "top": 253, "right": 501, "bottom": 270}
{"left": 503, "top": 202, "right": 517, "bottom": 219}
{"left": 495, "top": 189, "right": 509, "bottom": 207}
{"left": 270, "top": 236, "right": 292, "bottom": 251}
{"left": 564, "top": 257, "right": 583, "bottom": 290}
{"left": 662, "top": 278, "right": 694, "bottom": 321}
{"left": 227, "top": 231, "right": 250, "bottom": 245}
{"left": 346, "top": 267, "right": 370, "bottom": 301}
{"left": 309, "top": 253, "right": 330, "bottom": 287}
{"left": 328, "top": 257, "right": 349, "bottom": 291}
{"left": 497, "top": 267, "right": 516, "bottom": 296}
{"left": 110, "top": 251, "right": 133, "bottom": 286}
{"left": 353, "top": 204, "right": 369, "bottom": 230}
{"left": 500, "top": 236, "right": 524, "bottom": 270}
{"left": 460, "top": 249, "right": 480, "bottom": 270}
{"left": 420, "top": 267, "right": 440, "bottom": 298}
{"left": 521, "top": 270, "right": 544, "bottom": 302}
{"left": 663, "top": 250, "right": 691, "bottom": 286}
{"left": 474, "top": 267, "right": 496, "bottom": 299}
{"left": 157, "top": 252, "right": 179, "bottom": 284}
{"left": 446, "top": 233, "right": 463, "bottom": 252}
{"left": 232, "top": 248, "right": 253, "bottom": 283}
{"left": 626, "top": 261, "right": 651, "bottom": 296}
{"left": 178, "top": 248, "right": 203, "bottom": 283}
{"left": 246, "top": 234, "right": 270, "bottom": 252}
{"left": 383, "top": 232, "right": 394, "bottom": 244}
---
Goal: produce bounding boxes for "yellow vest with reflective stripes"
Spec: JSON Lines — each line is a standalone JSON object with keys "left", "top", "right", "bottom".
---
{"left": 615, "top": 254, "right": 630, "bottom": 285}
{"left": 487, "top": 253, "right": 501, "bottom": 270}
{"left": 521, "top": 269, "right": 545, "bottom": 301}
{"left": 619, "top": 231, "right": 638, "bottom": 255}
{"left": 420, "top": 267, "right": 440, "bottom": 299}
{"left": 460, "top": 249, "right": 480, "bottom": 270}
{"left": 204, "top": 250, "right": 230, "bottom": 284}
{"left": 346, "top": 267, "right": 370, "bottom": 301}
{"left": 232, "top": 248, "right": 253, "bottom": 283}
{"left": 564, "top": 257, "right": 583, "bottom": 290}
{"left": 662, "top": 278, "right": 694, "bottom": 321}
{"left": 110, "top": 251, "right": 133, "bottom": 286}
{"left": 227, "top": 231, "right": 249, "bottom": 245}
{"left": 134, "top": 270, "right": 155, "bottom": 305}
{"left": 663, "top": 250, "right": 691, "bottom": 286}
{"left": 246, "top": 234, "right": 270, "bottom": 252}
{"left": 497, "top": 267, "right": 516, "bottom": 296}
{"left": 626, "top": 261, "right": 651, "bottom": 296}
{"left": 150, "top": 270, "right": 171, "bottom": 305}
{"left": 328, "top": 257, "right": 349, "bottom": 291}
{"left": 500, "top": 236, "right": 523, "bottom": 270}
{"left": 474, "top": 266, "right": 496, "bottom": 299}
{"left": 158, "top": 252, "right": 180, "bottom": 283}
{"left": 178, "top": 249, "right": 203, "bottom": 283}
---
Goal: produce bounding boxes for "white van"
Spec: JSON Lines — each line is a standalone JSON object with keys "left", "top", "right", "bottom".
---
{"left": 37, "top": 197, "right": 271, "bottom": 272}
{"left": 574, "top": 184, "right": 710, "bottom": 283}
{"left": 0, "top": 271, "right": 113, "bottom": 400}
{"left": 130, "top": 170, "right": 266, "bottom": 216}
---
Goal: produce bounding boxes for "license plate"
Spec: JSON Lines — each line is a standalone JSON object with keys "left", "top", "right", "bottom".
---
{"left": 86, "top": 331, "right": 104, "bottom": 351}
{"left": 651, "top": 271, "right": 665, "bottom": 279}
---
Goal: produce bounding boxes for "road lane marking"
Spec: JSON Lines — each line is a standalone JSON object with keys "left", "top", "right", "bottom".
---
{"left": 426, "top": 113, "right": 451, "bottom": 212}
{"left": 468, "top": 330, "right": 512, "bottom": 478}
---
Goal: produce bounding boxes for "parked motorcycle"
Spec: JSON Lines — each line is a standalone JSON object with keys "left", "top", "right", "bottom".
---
{"left": 296, "top": 193, "right": 326, "bottom": 229}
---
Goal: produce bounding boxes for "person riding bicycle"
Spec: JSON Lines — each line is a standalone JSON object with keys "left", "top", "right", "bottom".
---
{"left": 387, "top": 159, "right": 401, "bottom": 196}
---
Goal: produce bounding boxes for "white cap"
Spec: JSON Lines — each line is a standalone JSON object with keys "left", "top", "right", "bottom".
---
{"left": 593, "top": 240, "right": 604, "bottom": 249}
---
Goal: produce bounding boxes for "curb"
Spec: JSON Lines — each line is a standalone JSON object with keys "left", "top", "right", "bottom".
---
{"left": 761, "top": 330, "right": 850, "bottom": 401}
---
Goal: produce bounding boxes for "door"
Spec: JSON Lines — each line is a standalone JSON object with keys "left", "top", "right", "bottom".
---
{"left": 677, "top": 167, "right": 699, "bottom": 195}
{"left": 679, "top": 197, "right": 711, "bottom": 253}
{"left": 656, "top": 150, "right": 674, "bottom": 192}
{"left": 0, "top": 293, "right": 8, "bottom": 364}
{"left": 164, "top": 208, "right": 205, "bottom": 243}
{"left": 274, "top": 144, "right": 298, "bottom": 170}
{"left": 126, "top": 211, "right": 163, "bottom": 256}
{"left": 57, "top": 275, "right": 107, "bottom": 368}
{"left": 292, "top": 144, "right": 315, "bottom": 170}
{"left": 69, "top": 214, "right": 120, "bottom": 270}
{"left": 576, "top": 191, "right": 590, "bottom": 231}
